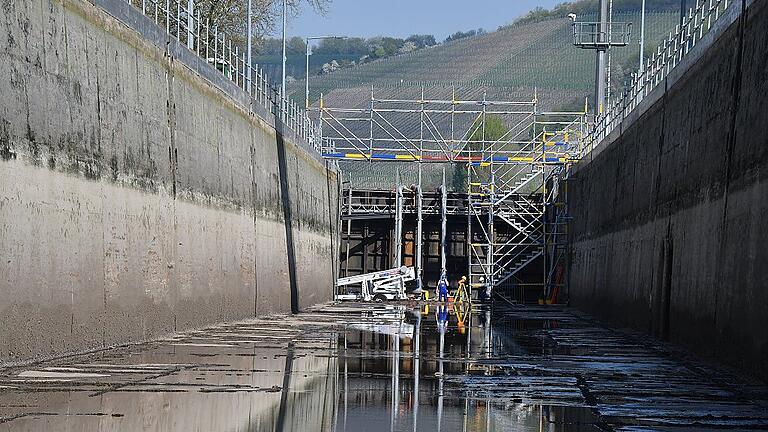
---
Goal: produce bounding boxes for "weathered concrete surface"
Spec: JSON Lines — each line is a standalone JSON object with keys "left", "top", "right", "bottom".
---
{"left": 568, "top": 0, "right": 768, "bottom": 382}
{"left": 0, "top": 0, "right": 338, "bottom": 364}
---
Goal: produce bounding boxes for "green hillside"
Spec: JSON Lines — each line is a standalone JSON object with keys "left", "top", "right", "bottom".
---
{"left": 289, "top": 11, "right": 678, "bottom": 107}
{"left": 283, "top": 5, "right": 682, "bottom": 190}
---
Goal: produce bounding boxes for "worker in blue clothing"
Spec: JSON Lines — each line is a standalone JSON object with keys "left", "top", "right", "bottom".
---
{"left": 437, "top": 274, "right": 449, "bottom": 303}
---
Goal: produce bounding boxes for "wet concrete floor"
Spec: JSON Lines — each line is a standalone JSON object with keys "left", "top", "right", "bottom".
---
{"left": 0, "top": 302, "right": 767, "bottom": 431}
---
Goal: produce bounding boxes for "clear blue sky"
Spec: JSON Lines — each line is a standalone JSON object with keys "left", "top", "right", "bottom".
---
{"left": 279, "top": 0, "right": 564, "bottom": 40}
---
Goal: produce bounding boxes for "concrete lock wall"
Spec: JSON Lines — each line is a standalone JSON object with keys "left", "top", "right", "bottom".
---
{"left": 0, "top": 0, "right": 339, "bottom": 363}
{"left": 568, "top": 0, "right": 768, "bottom": 382}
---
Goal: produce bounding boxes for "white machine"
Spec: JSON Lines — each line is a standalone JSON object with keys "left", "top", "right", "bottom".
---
{"left": 335, "top": 266, "right": 415, "bottom": 302}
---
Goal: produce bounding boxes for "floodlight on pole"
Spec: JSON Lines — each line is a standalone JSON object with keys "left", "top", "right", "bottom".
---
{"left": 281, "top": 0, "right": 287, "bottom": 118}
{"left": 247, "top": 0, "right": 253, "bottom": 92}
{"left": 640, "top": 0, "right": 646, "bottom": 72}
{"left": 305, "top": 36, "right": 347, "bottom": 108}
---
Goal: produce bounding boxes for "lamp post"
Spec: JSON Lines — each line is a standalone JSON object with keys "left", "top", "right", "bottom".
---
{"left": 680, "top": 0, "right": 687, "bottom": 25}
{"left": 305, "top": 36, "right": 347, "bottom": 108}
{"left": 281, "top": 0, "right": 287, "bottom": 116}
{"left": 640, "top": 0, "right": 646, "bottom": 72}
{"left": 246, "top": 0, "right": 252, "bottom": 92}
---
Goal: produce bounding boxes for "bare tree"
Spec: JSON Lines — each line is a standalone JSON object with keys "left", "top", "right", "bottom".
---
{"left": 196, "top": 0, "right": 330, "bottom": 48}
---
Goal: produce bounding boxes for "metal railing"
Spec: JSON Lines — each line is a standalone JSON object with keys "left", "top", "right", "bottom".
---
{"left": 583, "top": 0, "right": 733, "bottom": 155}
{"left": 123, "top": 0, "right": 321, "bottom": 152}
{"left": 342, "top": 189, "right": 469, "bottom": 216}
{"left": 572, "top": 22, "right": 633, "bottom": 48}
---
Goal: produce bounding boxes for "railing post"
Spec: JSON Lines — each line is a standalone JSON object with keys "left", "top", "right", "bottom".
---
{"left": 186, "top": 0, "right": 194, "bottom": 49}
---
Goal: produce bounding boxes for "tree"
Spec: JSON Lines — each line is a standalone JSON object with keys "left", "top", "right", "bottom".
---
{"left": 368, "top": 37, "right": 405, "bottom": 58}
{"left": 406, "top": 34, "right": 437, "bottom": 48}
{"left": 313, "top": 37, "right": 369, "bottom": 56}
{"left": 195, "top": 0, "right": 330, "bottom": 49}
{"left": 398, "top": 41, "right": 418, "bottom": 54}
{"left": 287, "top": 36, "right": 307, "bottom": 54}
{"left": 453, "top": 115, "right": 510, "bottom": 190}
{"left": 469, "top": 115, "right": 508, "bottom": 145}
{"left": 444, "top": 29, "right": 481, "bottom": 43}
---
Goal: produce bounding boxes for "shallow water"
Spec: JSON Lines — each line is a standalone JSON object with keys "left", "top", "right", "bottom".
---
{"left": 0, "top": 302, "right": 766, "bottom": 431}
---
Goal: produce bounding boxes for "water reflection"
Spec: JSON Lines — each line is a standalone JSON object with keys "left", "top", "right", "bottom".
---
{"left": 3, "top": 302, "right": 764, "bottom": 431}
{"left": 330, "top": 303, "right": 594, "bottom": 432}
{"left": 0, "top": 303, "right": 589, "bottom": 432}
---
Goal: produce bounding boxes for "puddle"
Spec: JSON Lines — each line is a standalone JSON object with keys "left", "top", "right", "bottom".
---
{"left": 0, "top": 302, "right": 766, "bottom": 431}
{"left": 329, "top": 303, "right": 599, "bottom": 431}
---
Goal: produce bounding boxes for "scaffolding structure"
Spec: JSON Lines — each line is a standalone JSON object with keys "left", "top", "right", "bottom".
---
{"left": 318, "top": 89, "right": 587, "bottom": 300}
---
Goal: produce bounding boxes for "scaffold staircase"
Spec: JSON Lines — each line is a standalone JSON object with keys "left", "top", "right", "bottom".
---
{"left": 468, "top": 167, "right": 546, "bottom": 296}
{"left": 494, "top": 195, "right": 544, "bottom": 286}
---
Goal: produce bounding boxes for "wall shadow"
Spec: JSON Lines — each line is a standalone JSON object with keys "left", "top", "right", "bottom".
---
{"left": 274, "top": 120, "right": 300, "bottom": 314}
{"left": 274, "top": 342, "right": 295, "bottom": 432}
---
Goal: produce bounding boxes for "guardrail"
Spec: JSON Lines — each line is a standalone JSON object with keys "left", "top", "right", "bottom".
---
{"left": 572, "top": 22, "right": 633, "bottom": 48}
{"left": 583, "top": 0, "right": 733, "bottom": 155}
{"left": 123, "top": 0, "right": 320, "bottom": 151}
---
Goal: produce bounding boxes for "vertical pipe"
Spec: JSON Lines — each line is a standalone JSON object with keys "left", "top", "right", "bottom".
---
{"left": 281, "top": 0, "right": 287, "bottom": 97}
{"left": 539, "top": 99, "right": 548, "bottom": 301}
{"left": 595, "top": 0, "right": 608, "bottom": 113}
{"left": 483, "top": 93, "right": 493, "bottom": 298}
{"left": 450, "top": 87, "right": 455, "bottom": 161}
{"left": 305, "top": 39, "right": 311, "bottom": 108}
{"left": 247, "top": 0, "right": 253, "bottom": 93}
{"left": 680, "top": 0, "right": 687, "bottom": 25}
{"left": 412, "top": 314, "right": 420, "bottom": 432}
{"left": 234, "top": 46, "right": 240, "bottom": 87}
{"left": 437, "top": 322, "right": 445, "bottom": 432}
{"left": 487, "top": 170, "right": 494, "bottom": 299}
{"left": 390, "top": 330, "right": 400, "bottom": 430}
{"left": 369, "top": 87, "right": 375, "bottom": 159}
{"left": 195, "top": 10, "right": 201, "bottom": 55}
{"left": 187, "top": 0, "right": 194, "bottom": 49}
{"left": 344, "top": 184, "right": 352, "bottom": 278}
{"left": 606, "top": 0, "right": 614, "bottom": 109}
{"left": 420, "top": 87, "right": 425, "bottom": 157}
{"left": 564, "top": 174, "right": 571, "bottom": 304}
{"left": 319, "top": 93, "right": 325, "bottom": 149}
{"left": 640, "top": 0, "right": 646, "bottom": 72}
{"left": 415, "top": 166, "right": 423, "bottom": 291}
{"left": 395, "top": 185, "right": 404, "bottom": 269}
{"left": 441, "top": 168, "right": 447, "bottom": 278}
{"left": 466, "top": 163, "right": 472, "bottom": 289}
